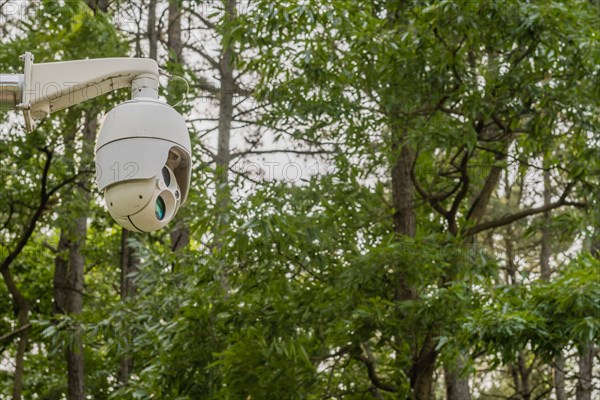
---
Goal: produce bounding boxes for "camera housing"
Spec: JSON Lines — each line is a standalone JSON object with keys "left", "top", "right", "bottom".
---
{"left": 95, "top": 97, "right": 191, "bottom": 232}
{"left": 1, "top": 54, "right": 192, "bottom": 232}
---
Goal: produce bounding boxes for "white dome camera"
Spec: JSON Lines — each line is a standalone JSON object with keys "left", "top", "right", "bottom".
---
{"left": 94, "top": 97, "right": 191, "bottom": 232}
{"left": 0, "top": 53, "right": 191, "bottom": 232}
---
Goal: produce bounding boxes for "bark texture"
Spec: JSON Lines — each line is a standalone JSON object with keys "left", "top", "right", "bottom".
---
{"left": 576, "top": 343, "right": 594, "bottom": 400}
{"left": 87, "top": 0, "right": 108, "bottom": 13}
{"left": 445, "top": 354, "right": 471, "bottom": 400}
{"left": 54, "top": 221, "right": 86, "bottom": 400}
{"left": 554, "top": 353, "right": 567, "bottom": 400}
{"left": 410, "top": 336, "right": 437, "bottom": 400}
{"left": 385, "top": 1, "right": 437, "bottom": 391}
{"left": 540, "top": 168, "right": 552, "bottom": 281}
{"left": 171, "top": 224, "right": 190, "bottom": 253}
{"left": 147, "top": 0, "right": 158, "bottom": 60}
{"left": 168, "top": 0, "right": 183, "bottom": 62}
{"left": 1, "top": 267, "right": 30, "bottom": 400}
{"left": 389, "top": 127, "right": 437, "bottom": 399}
{"left": 53, "top": 114, "right": 97, "bottom": 400}
{"left": 167, "top": 0, "right": 190, "bottom": 255}
{"left": 391, "top": 141, "right": 416, "bottom": 238}
{"left": 118, "top": 228, "right": 139, "bottom": 385}
{"left": 540, "top": 167, "right": 565, "bottom": 400}
{"left": 214, "top": 0, "right": 237, "bottom": 236}
{"left": 576, "top": 232, "right": 599, "bottom": 400}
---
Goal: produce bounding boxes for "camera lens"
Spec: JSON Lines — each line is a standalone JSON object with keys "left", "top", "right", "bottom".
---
{"left": 155, "top": 196, "right": 166, "bottom": 220}
{"left": 162, "top": 166, "right": 171, "bottom": 187}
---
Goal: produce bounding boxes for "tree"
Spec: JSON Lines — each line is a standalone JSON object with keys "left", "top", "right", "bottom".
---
{"left": 228, "top": 0, "right": 598, "bottom": 398}
{"left": 1, "top": 1, "right": 127, "bottom": 398}
{"left": 1, "top": 1, "right": 598, "bottom": 399}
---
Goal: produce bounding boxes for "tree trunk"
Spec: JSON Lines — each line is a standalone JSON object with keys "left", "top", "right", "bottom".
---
{"left": 391, "top": 134, "right": 416, "bottom": 302}
{"left": 445, "top": 354, "right": 471, "bottom": 400}
{"left": 171, "top": 224, "right": 190, "bottom": 253}
{"left": 1, "top": 266, "right": 30, "bottom": 400}
{"left": 592, "top": 231, "right": 600, "bottom": 258}
{"left": 86, "top": 0, "right": 108, "bottom": 13}
{"left": 540, "top": 168, "right": 552, "bottom": 281}
{"left": 576, "top": 234, "right": 600, "bottom": 400}
{"left": 410, "top": 336, "right": 437, "bottom": 400}
{"left": 167, "top": 0, "right": 190, "bottom": 256}
{"left": 504, "top": 176, "right": 534, "bottom": 400}
{"left": 505, "top": 226, "right": 517, "bottom": 285}
{"left": 554, "top": 352, "right": 567, "bottom": 400}
{"left": 53, "top": 114, "right": 97, "bottom": 400}
{"left": 214, "top": 0, "right": 236, "bottom": 243}
{"left": 577, "top": 233, "right": 599, "bottom": 400}
{"left": 147, "top": 0, "right": 158, "bottom": 61}
{"left": 54, "top": 216, "right": 86, "bottom": 400}
{"left": 576, "top": 343, "right": 594, "bottom": 400}
{"left": 120, "top": 231, "right": 138, "bottom": 300}
{"left": 508, "top": 353, "right": 532, "bottom": 400}
{"left": 167, "top": 0, "right": 183, "bottom": 62}
{"left": 205, "top": 0, "right": 237, "bottom": 297}
{"left": 118, "top": 228, "right": 138, "bottom": 385}
{"left": 11, "top": 306, "right": 29, "bottom": 400}
{"left": 391, "top": 140, "right": 415, "bottom": 239}
{"left": 510, "top": 363, "right": 523, "bottom": 398}
{"left": 389, "top": 127, "right": 436, "bottom": 399}
{"left": 446, "top": 141, "right": 513, "bottom": 400}
{"left": 517, "top": 352, "right": 531, "bottom": 400}
{"left": 540, "top": 166, "right": 565, "bottom": 399}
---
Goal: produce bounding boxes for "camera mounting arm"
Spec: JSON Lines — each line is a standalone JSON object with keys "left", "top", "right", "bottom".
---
{"left": 0, "top": 52, "right": 190, "bottom": 233}
{"left": 0, "top": 52, "right": 159, "bottom": 131}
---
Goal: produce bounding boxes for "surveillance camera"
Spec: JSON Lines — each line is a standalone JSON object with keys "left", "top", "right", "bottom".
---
{"left": 94, "top": 98, "right": 191, "bottom": 232}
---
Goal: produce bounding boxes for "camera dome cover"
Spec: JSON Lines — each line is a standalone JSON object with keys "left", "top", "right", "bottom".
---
{"left": 95, "top": 98, "right": 191, "bottom": 203}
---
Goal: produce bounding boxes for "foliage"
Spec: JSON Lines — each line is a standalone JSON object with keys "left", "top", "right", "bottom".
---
{"left": 0, "top": 1, "right": 598, "bottom": 399}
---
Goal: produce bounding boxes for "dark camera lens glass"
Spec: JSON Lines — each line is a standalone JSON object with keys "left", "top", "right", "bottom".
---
{"left": 162, "top": 166, "right": 171, "bottom": 187}
{"left": 155, "top": 196, "right": 166, "bottom": 221}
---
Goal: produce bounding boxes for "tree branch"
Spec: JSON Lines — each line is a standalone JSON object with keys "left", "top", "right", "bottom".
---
{"left": 410, "top": 151, "right": 450, "bottom": 216}
{"left": 0, "top": 324, "right": 32, "bottom": 344}
{"left": 447, "top": 149, "right": 470, "bottom": 235}
{"left": 186, "top": 7, "right": 218, "bottom": 31}
{"left": 1, "top": 149, "right": 81, "bottom": 274}
{"left": 1, "top": 149, "right": 52, "bottom": 274}
{"left": 353, "top": 348, "right": 397, "bottom": 393}
{"left": 464, "top": 183, "right": 586, "bottom": 236}
{"left": 231, "top": 148, "right": 335, "bottom": 159}
{"left": 182, "top": 43, "right": 221, "bottom": 70}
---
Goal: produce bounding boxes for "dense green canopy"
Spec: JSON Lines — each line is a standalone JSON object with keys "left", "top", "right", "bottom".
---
{"left": 0, "top": 1, "right": 598, "bottom": 399}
